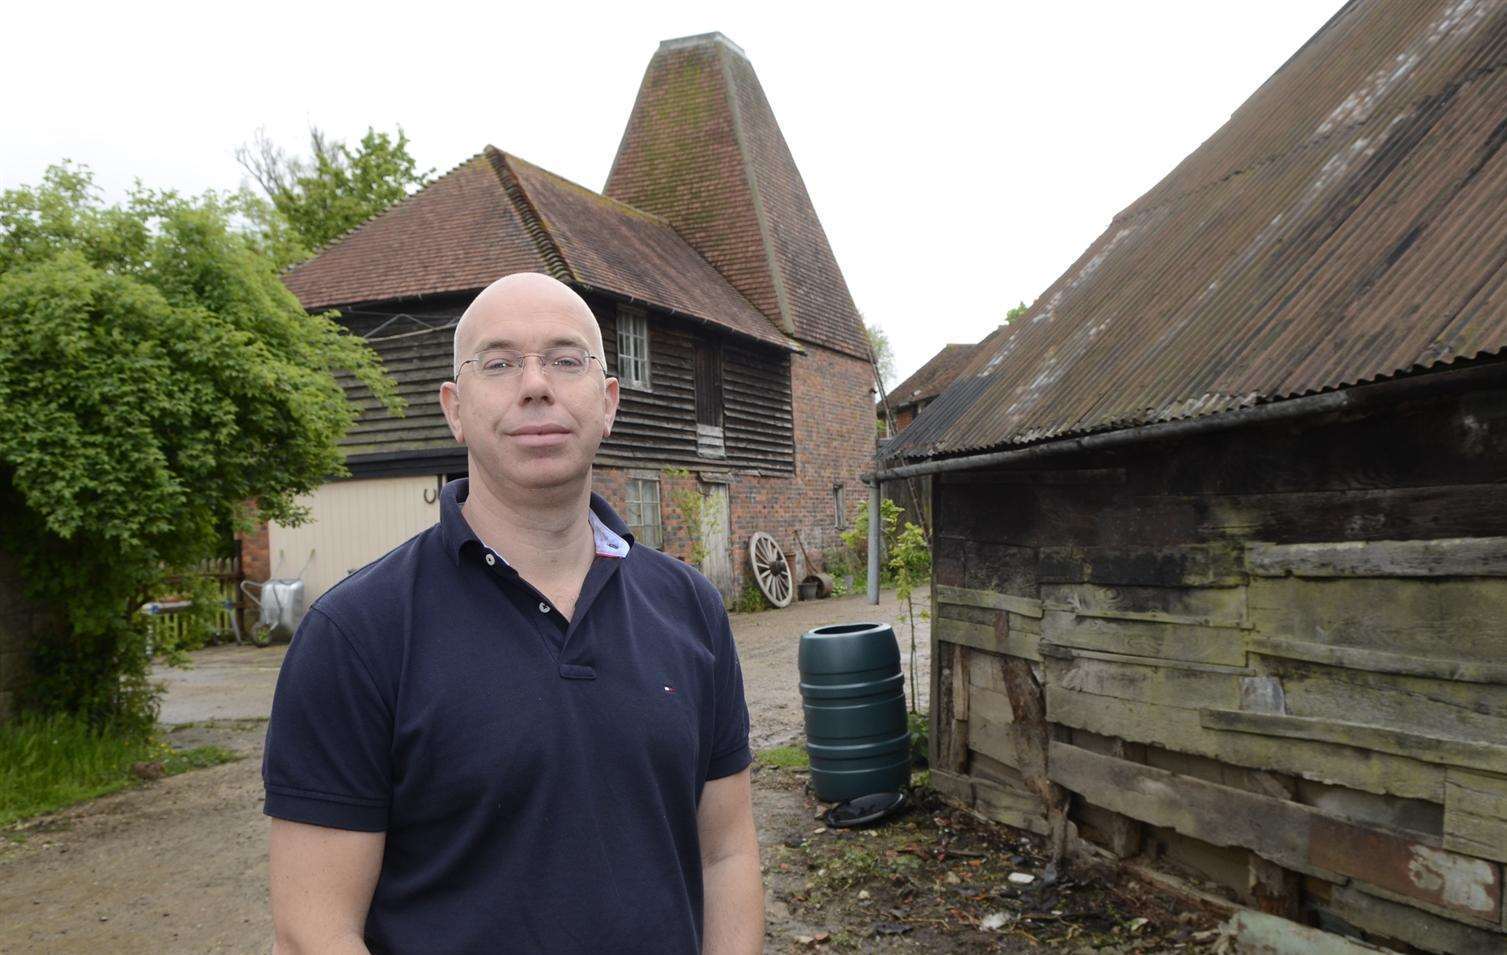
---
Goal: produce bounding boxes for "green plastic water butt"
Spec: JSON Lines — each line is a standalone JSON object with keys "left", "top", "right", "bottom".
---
{"left": 798, "top": 622, "right": 910, "bottom": 802}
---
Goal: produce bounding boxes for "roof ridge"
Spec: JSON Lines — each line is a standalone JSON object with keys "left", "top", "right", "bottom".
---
{"left": 504, "top": 153, "right": 675, "bottom": 227}
{"left": 715, "top": 41, "right": 797, "bottom": 337}
{"left": 484, "top": 146, "right": 572, "bottom": 283}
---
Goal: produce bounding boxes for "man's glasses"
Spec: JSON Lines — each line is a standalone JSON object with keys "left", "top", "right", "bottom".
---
{"left": 457, "top": 347, "right": 606, "bottom": 381}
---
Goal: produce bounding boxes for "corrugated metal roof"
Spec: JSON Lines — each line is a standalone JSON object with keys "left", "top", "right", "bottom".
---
{"left": 886, "top": 0, "right": 1507, "bottom": 462}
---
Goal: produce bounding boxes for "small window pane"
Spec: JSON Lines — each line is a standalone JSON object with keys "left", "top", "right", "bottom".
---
{"left": 616, "top": 307, "right": 651, "bottom": 388}
{"left": 626, "top": 477, "right": 662, "bottom": 548}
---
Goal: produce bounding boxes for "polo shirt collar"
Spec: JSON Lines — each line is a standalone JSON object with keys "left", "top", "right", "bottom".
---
{"left": 439, "top": 478, "right": 635, "bottom": 566}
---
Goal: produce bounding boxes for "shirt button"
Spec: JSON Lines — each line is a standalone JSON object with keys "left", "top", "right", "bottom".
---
{"left": 538, "top": 601, "right": 551, "bottom": 614}
{"left": 484, "top": 553, "right": 496, "bottom": 567}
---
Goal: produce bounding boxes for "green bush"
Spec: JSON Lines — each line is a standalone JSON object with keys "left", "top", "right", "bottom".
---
{"left": 839, "top": 498, "right": 903, "bottom": 586}
{"left": 728, "top": 579, "right": 771, "bottom": 613}
{"left": 0, "top": 165, "right": 397, "bottom": 729}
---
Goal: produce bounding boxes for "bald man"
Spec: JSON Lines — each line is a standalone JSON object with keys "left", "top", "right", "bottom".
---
{"left": 263, "top": 274, "right": 763, "bottom": 954}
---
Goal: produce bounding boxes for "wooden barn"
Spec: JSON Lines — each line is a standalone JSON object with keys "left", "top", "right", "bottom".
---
{"left": 243, "top": 32, "right": 875, "bottom": 606}
{"left": 873, "top": 2, "right": 1507, "bottom": 950}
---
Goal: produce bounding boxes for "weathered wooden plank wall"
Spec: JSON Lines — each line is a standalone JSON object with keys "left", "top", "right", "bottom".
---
{"left": 927, "top": 376, "right": 1507, "bottom": 952}
{"left": 329, "top": 294, "right": 795, "bottom": 473}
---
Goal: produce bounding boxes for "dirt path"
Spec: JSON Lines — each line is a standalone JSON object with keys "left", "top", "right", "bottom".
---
{"left": 0, "top": 588, "right": 935, "bottom": 954}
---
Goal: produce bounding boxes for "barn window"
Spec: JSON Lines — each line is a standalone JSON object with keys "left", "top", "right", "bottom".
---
{"left": 626, "top": 478, "right": 662, "bottom": 548}
{"left": 695, "top": 339, "right": 725, "bottom": 458}
{"left": 834, "top": 483, "right": 846, "bottom": 528}
{"left": 616, "top": 306, "right": 651, "bottom": 389}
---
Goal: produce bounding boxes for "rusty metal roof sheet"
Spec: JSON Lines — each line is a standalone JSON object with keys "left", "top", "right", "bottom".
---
{"left": 885, "top": 0, "right": 1507, "bottom": 463}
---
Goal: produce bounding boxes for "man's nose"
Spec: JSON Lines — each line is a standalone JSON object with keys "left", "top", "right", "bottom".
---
{"left": 514, "top": 356, "right": 554, "bottom": 401}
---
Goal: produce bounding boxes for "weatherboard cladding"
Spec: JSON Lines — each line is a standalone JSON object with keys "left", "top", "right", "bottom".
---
{"left": 333, "top": 304, "right": 796, "bottom": 473}
{"left": 605, "top": 34, "right": 870, "bottom": 359}
{"left": 886, "top": 0, "right": 1507, "bottom": 462}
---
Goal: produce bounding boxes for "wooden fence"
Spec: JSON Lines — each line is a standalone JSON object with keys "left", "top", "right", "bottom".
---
{"left": 142, "top": 556, "right": 242, "bottom": 648}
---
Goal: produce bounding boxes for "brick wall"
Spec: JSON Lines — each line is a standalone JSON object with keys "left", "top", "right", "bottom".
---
{"left": 591, "top": 342, "right": 877, "bottom": 605}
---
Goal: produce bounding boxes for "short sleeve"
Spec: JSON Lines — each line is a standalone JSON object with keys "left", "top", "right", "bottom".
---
{"left": 262, "top": 607, "right": 392, "bottom": 831}
{"left": 704, "top": 592, "right": 752, "bottom": 782}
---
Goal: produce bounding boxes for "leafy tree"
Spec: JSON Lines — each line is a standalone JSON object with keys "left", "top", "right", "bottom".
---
{"left": 1005, "top": 300, "right": 1029, "bottom": 322}
{"left": 865, "top": 320, "right": 897, "bottom": 392}
{"left": 0, "top": 165, "right": 399, "bottom": 729}
{"left": 887, "top": 521, "right": 932, "bottom": 714}
{"left": 237, "top": 126, "right": 433, "bottom": 266}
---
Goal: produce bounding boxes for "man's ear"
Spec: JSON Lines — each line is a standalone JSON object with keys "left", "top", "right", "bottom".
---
{"left": 439, "top": 380, "right": 465, "bottom": 444}
{"left": 602, "top": 376, "right": 620, "bottom": 438}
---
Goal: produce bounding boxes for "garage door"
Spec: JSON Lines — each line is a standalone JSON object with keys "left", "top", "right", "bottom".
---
{"left": 267, "top": 475, "right": 443, "bottom": 603}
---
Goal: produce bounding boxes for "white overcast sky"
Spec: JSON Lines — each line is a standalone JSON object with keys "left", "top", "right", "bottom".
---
{"left": 4, "top": 1, "right": 1342, "bottom": 387}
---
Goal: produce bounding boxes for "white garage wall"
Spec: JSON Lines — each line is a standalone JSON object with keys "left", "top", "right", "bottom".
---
{"left": 268, "top": 475, "right": 443, "bottom": 603}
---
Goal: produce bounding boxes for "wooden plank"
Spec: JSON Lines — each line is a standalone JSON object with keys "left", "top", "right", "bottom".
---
{"left": 1042, "top": 643, "right": 1252, "bottom": 675}
{"left": 950, "top": 643, "right": 970, "bottom": 772}
{"left": 1249, "top": 635, "right": 1507, "bottom": 685}
{"left": 969, "top": 708, "right": 1018, "bottom": 768}
{"left": 1041, "top": 543, "right": 1246, "bottom": 587}
{"left": 1041, "top": 582, "right": 1250, "bottom": 629}
{"left": 1317, "top": 883, "right": 1507, "bottom": 955}
{"left": 934, "top": 619, "right": 1041, "bottom": 661}
{"left": 1200, "top": 710, "right": 1507, "bottom": 776}
{"left": 1041, "top": 652, "right": 1243, "bottom": 711}
{"left": 1048, "top": 742, "right": 1323, "bottom": 877}
{"left": 1246, "top": 537, "right": 1507, "bottom": 579}
{"left": 934, "top": 584, "right": 1044, "bottom": 618}
{"left": 1041, "top": 609, "right": 1248, "bottom": 666}
{"left": 929, "top": 582, "right": 942, "bottom": 772}
{"left": 952, "top": 643, "right": 970, "bottom": 722}
{"left": 1446, "top": 769, "right": 1507, "bottom": 864}
{"left": 967, "top": 650, "right": 1009, "bottom": 694}
{"left": 1001, "top": 656, "right": 1070, "bottom": 856}
{"left": 1050, "top": 742, "right": 1502, "bottom": 922}
{"left": 1275, "top": 662, "right": 1507, "bottom": 748}
{"left": 1221, "top": 910, "right": 1392, "bottom": 954}
{"left": 940, "top": 467, "right": 1127, "bottom": 486}
{"left": 1247, "top": 577, "right": 1507, "bottom": 662}
{"left": 1046, "top": 687, "right": 1442, "bottom": 802}
{"left": 929, "top": 767, "right": 973, "bottom": 806}
{"left": 973, "top": 773, "right": 1050, "bottom": 835}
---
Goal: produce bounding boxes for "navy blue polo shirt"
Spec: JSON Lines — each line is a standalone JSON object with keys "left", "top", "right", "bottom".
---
{"left": 262, "top": 479, "right": 752, "bottom": 955}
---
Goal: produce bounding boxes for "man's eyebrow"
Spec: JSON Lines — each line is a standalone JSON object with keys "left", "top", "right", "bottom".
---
{"left": 473, "top": 335, "right": 589, "bottom": 351}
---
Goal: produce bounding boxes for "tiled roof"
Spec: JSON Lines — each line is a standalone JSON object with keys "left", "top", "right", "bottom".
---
{"left": 881, "top": 342, "right": 982, "bottom": 412}
{"left": 282, "top": 148, "right": 792, "bottom": 349}
{"left": 504, "top": 154, "right": 789, "bottom": 348}
{"left": 605, "top": 33, "right": 869, "bottom": 359}
{"left": 886, "top": 0, "right": 1507, "bottom": 462}
{"left": 281, "top": 153, "right": 550, "bottom": 309}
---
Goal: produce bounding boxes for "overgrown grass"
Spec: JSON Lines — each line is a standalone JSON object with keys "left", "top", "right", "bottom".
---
{"left": 0, "top": 713, "right": 241, "bottom": 828}
{"left": 756, "top": 744, "right": 811, "bottom": 770}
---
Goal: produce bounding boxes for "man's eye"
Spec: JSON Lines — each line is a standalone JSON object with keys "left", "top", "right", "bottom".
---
{"left": 552, "top": 355, "right": 584, "bottom": 370}
{"left": 481, "top": 356, "right": 517, "bottom": 371}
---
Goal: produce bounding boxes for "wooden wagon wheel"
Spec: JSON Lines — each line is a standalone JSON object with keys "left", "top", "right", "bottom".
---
{"left": 748, "top": 532, "right": 794, "bottom": 608}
